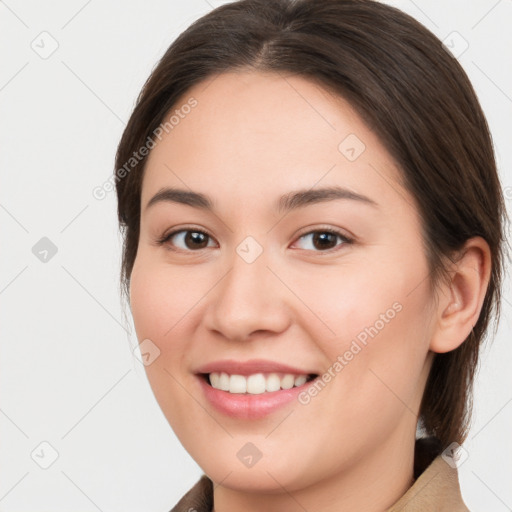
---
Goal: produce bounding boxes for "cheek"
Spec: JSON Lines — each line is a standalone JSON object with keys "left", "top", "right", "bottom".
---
{"left": 293, "top": 251, "right": 433, "bottom": 412}
{"left": 129, "top": 254, "right": 204, "bottom": 343}
{"left": 290, "top": 251, "right": 429, "bottom": 349}
{"left": 129, "top": 257, "right": 197, "bottom": 399}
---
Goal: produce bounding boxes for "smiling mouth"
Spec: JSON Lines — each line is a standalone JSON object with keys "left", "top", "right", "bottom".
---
{"left": 199, "top": 372, "right": 318, "bottom": 394}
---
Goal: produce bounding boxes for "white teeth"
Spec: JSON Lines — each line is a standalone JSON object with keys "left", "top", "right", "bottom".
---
{"left": 281, "top": 374, "right": 295, "bottom": 389}
{"left": 209, "top": 372, "right": 220, "bottom": 388}
{"left": 247, "top": 373, "right": 266, "bottom": 394}
{"left": 266, "top": 373, "right": 281, "bottom": 392}
{"left": 294, "top": 375, "right": 307, "bottom": 387}
{"left": 229, "top": 374, "right": 246, "bottom": 393}
{"left": 218, "top": 372, "right": 230, "bottom": 391}
{"left": 208, "top": 372, "right": 312, "bottom": 394}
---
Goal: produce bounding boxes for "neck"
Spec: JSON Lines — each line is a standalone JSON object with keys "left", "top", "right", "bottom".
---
{"left": 212, "top": 426, "right": 416, "bottom": 512}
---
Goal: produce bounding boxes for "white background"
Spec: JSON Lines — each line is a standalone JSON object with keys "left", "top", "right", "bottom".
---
{"left": 1, "top": 0, "right": 511, "bottom": 510}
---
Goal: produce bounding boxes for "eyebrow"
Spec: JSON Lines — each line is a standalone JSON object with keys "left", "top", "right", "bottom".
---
{"left": 145, "top": 185, "right": 378, "bottom": 213}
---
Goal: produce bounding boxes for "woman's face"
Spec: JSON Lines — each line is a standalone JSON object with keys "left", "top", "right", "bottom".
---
{"left": 130, "top": 71, "right": 437, "bottom": 492}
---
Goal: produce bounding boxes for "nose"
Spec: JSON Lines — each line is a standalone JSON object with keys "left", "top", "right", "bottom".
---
{"left": 203, "top": 246, "right": 291, "bottom": 342}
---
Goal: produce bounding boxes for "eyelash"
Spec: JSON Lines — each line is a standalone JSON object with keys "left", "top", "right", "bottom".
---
{"left": 155, "top": 225, "right": 354, "bottom": 254}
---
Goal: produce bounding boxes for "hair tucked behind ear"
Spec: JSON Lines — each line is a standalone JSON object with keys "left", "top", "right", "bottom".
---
{"left": 114, "top": 0, "right": 508, "bottom": 448}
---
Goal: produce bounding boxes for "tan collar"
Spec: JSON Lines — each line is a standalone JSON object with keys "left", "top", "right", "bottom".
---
{"left": 386, "top": 454, "right": 469, "bottom": 511}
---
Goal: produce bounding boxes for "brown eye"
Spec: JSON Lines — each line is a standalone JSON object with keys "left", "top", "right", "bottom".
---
{"left": 160, "top": 229, "right": 216, "bottom": 251}
{"left": 184, "top": 231, "right": 209, "bottom": 249}
{"left": 293, "top": 230, "right": 352, "bottom": 252}
{"left": 312, "top": 232, "right": 338, "bottom": 250}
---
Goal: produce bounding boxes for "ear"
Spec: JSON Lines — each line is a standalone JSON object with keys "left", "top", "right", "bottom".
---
{"left": 429, "top": 237, "right": 492, "bottom": 354}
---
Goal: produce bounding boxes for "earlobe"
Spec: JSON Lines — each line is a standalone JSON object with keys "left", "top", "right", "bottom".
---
{"left": 429, "top": 237, "right": 491, "bottom": 354}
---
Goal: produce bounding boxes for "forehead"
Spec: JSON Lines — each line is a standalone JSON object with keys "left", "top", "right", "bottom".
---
{"left": 142, "top": 70, "right": 407, "bottom": 210}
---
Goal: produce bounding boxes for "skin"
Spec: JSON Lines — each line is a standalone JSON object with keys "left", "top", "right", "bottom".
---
{"left": 129, "top": 70, "right": 491, "bottom": 511}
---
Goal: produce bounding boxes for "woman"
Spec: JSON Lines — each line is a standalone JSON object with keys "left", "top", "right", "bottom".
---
{"left": 114, "top": 0, "right": 507, "bottom": 510}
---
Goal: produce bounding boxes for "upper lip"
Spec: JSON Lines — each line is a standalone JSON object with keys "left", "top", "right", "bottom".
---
{"left": 194, "top": 359, "right": 318, "bottom": 376}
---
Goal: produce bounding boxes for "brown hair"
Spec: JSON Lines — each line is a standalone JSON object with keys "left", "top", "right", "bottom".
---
{"left": 114, "top": 0, "right": 508, "bottom": 448}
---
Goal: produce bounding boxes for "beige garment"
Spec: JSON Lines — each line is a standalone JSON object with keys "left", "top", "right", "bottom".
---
{"left": 386, "top": 453, "right": 469, "bottom": 511}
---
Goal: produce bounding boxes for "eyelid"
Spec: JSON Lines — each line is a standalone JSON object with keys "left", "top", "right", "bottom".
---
{"left": 293, "top": 223, "right": 353, "bottom": 240}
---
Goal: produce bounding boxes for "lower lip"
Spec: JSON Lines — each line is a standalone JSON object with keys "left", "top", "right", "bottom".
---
{"left": 196, "top": 375, "right": 317, "bottom": 419}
